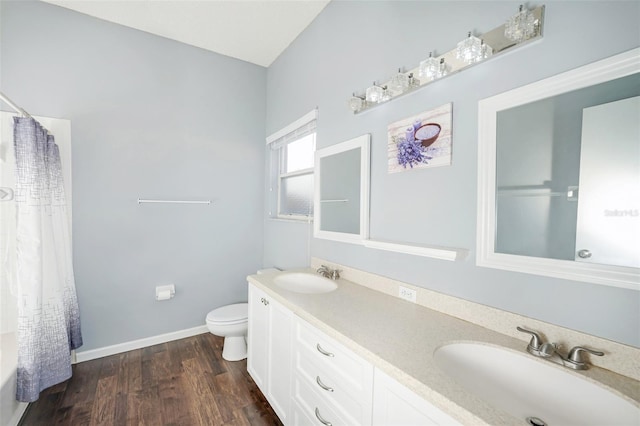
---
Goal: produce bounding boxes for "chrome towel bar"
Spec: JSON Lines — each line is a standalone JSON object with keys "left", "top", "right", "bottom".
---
{"left": 137, "top": 199, "right": 211, "bottom": 205}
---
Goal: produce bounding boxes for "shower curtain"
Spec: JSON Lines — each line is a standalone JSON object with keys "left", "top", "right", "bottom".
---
{"left": 13, "top": 117, "right": 82, "bottom": 402}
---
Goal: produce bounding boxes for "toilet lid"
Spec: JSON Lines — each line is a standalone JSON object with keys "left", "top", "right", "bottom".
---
{"left": 206, "top": 303, "right": 248, "bottom": 324}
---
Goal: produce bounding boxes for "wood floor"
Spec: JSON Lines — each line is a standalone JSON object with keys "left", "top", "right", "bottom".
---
{"left": 19, "top": 333, "right": 283, "bottom": 426}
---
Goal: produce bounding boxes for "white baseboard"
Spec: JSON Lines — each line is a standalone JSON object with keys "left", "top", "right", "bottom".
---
{"left": 8, "top": 402, "right": 28, "bottom": 426}
{"left": 74, "top": 325, "right": 209, "bottom": 363}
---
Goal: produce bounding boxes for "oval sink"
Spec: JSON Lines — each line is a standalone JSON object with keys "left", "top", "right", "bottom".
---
{"left": 273, "top": 273, "right": 338, "bottom": 294}
{"left": 434, "top": 342, "right": 640, "bottom": 426}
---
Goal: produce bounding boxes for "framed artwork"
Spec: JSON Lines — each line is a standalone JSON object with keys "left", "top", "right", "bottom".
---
{"left": 387, "top": 103, "right": 452, "bottom": 173}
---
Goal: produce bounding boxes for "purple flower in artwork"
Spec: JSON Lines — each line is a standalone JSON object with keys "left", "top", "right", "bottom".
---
{"left": 397, "top": 138, "right": 430, "bottom": 168}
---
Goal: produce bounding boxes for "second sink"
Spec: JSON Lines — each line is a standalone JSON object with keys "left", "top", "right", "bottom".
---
{"left": 433, "top": 342, "right": 640, "bottom": 426}
{"left": 274, "top": 272, "right": 338, "bottom": 294}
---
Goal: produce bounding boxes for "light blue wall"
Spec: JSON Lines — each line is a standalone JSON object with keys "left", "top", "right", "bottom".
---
{"left": 264, "top": 1, "right": 640, "bottom": 347}
{"left": 1, "top": 1, "right": 266, "bottom": 351}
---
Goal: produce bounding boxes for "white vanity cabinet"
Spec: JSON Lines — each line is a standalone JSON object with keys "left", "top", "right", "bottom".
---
{"left": 247, "top": 283, "right": 293, "bottom": 423}
{"left": 372, "top": 368, "right": 461, "bottom": 426}
{"left": 291, "top": 316, "right": 374, "bottom": 426}
{"left": 248, "top": 282, "right": 463, "bottom": 426}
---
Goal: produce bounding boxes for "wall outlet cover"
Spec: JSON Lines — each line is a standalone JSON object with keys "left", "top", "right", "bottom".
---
{"left": 398, "top": 286, "right": 417, "bottom": 303}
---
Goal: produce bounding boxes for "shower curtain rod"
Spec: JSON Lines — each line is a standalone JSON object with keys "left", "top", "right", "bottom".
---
{"left": 0, "top": 91, "right": 34, "bottom": 119}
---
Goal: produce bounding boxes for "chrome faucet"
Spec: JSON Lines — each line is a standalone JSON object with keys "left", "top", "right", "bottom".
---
{"left": 517, "top": 326, "right": 604, "bottom": 370}
{"left": 317, "top": 265, "right": 341, "bottom": 280}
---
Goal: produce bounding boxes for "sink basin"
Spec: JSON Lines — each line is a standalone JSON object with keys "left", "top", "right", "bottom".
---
{"left": 434, "top": 342, "right": 640, "bottom": 426}
{"left": 273, "top": 273, "right": 338, "bottom": 294}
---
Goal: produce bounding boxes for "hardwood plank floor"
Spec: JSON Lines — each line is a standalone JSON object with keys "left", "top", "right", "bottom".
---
{"left": 19, "top": 334, "right": 283, "bottom": 426}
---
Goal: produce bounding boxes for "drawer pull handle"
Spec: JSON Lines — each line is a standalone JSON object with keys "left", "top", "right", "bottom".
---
{"left": 315, "top": 407, "right": 333, "bottom": 426}
{"left": 316, "top": 343, "right": 334, "bottom": 357}
{"left": 316, "top": 376, "right": 334, "bottom": 392}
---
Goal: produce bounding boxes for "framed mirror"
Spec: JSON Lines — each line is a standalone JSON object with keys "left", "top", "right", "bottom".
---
{"left": 477, "top": 48, "right": 639, "bottom": 290}
{"left": 314, "top": 134, "right": 370, "bottom": 243}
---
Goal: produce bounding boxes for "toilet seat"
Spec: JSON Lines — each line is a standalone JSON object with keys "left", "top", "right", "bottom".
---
{"left": 206, "top": 303, "right": 248, "bottom": 325}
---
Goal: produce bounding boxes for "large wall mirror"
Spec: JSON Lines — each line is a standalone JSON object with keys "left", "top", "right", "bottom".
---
{"left": 477, "top": 48, "right": 639, "bottom": 290}
{"left": 314, "top": 134, "right": 370, "bottom": 243}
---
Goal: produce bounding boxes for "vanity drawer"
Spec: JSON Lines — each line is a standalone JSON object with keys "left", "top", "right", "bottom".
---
{"left": 294, "top": 347, "right": 372, "bottom": 424}
{"left": 295, "top": 317, "right": 373, "bottom": 395}
{"left": 291, "top": 400, "right": 317, "bottom": 426}
{"left": 292, "top": 374, "right": 355, "bottom": 426}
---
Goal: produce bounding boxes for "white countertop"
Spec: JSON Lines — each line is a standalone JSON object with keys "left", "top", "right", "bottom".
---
{"left": 248, "top": 269, "right": 640, "bottom": 425}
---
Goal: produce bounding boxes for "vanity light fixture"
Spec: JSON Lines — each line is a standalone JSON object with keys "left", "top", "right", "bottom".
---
{"left": 456, "top": 31, "right": 493, "bottom": 64}
{"left": 505, "top": 4, "right": 537, "bottom": 43}
{"left": 348, "top": 5, "right": 545, "bottom": 114}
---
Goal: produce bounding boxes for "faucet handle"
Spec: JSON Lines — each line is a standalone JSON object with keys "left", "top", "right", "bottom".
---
{"left": 517, "top": 326, "right": 543, "bottom": 350}
{"left": 539, "top": 342, "right": 560, "bottom": 358}
{"left": 330, "top": 269, "right": 341, "bottom": 280}
{"left": 567, "top": 346, "right": 604, "bottom": 363}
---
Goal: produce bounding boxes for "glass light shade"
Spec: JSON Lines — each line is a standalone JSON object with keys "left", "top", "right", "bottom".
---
{"left": 505, "top": 5, "right": 537, "bottom": 42}
{"left": 365, "top": 83, "right": 384, "bottom": 103}
{"left": 388, "top": 69, "right": 410, "bottom": 95}
{"left": 419, "top": 52, "right": 440, "bottom": 81}
{"left": 349, "top": 94, "right": 364, "bottom": 112}
{"left": 419, "top": 53, "right": 449, "bottom": 81}
{"left": 456, "top": 32, "right": 492, "bottom": 64}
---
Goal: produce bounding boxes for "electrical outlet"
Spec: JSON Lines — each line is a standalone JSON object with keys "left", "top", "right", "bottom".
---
{"left": 398, "top": 286, "right": 417, "bottom": 303}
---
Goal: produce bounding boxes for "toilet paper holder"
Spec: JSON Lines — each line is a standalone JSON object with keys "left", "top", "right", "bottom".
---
{"left": 156, "top": 284, "right": 176, "bottom": 301}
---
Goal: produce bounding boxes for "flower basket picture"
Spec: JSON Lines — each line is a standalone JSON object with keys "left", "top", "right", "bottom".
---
{"left": 387, "top": 103, "right": 452, "bottom": 173}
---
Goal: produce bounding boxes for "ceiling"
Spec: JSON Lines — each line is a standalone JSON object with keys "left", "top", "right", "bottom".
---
{"left": 41, "top": 0, "right": 330, "bottom": 67}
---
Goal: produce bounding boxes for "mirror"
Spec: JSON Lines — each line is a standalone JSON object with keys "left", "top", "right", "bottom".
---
{"left": 478, "top": 48, "right": 639, "bottom": 290}
{"left": 314, "top": 134, "right": 370, "bottom": 243}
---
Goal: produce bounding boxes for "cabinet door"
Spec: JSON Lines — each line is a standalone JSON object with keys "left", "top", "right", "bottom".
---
{"left": 247, "top": 284, "right": 268, "bottom": 391}
{"left": 266, "top": 297, "right": 293, "bottom": 423}
{"left": 372, "top": 368, "right": 461, "bottom": 426}
{"left": 247, "top": 283, "right": 292, "bottom": 424}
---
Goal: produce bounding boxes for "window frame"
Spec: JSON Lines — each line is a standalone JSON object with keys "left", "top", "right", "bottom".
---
{"left": 267, "top": 110, "right": 317, "bottom": 221}
{"left": 276, "top": 132, "right": 315, "bottom": 220}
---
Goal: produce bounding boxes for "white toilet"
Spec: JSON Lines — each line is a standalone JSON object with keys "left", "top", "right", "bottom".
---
{"left": 206, "top": 302, "right": 249, "bottom": 361}
{"left": 206, "top": 268, "right": 279, "bottom": 361}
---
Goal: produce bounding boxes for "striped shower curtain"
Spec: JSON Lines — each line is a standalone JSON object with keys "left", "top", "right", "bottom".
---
{"left": 13, "top": 117, "right": 82, "bottom": 402}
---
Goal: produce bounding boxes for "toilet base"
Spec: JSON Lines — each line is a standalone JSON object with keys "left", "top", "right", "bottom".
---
{"left": 222, "top": 335, "right": 247, "bottom": 361}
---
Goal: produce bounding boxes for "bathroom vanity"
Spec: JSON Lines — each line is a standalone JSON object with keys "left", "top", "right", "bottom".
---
{"left": 247, "top": 284, "right": 293, "bottom": 423}
{"left": 246, "top": 264, "right": 640, "bottom": 426}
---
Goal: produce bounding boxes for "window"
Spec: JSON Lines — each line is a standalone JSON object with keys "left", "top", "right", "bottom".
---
{"left": 267, "top": 110, "right": 317, "bottom": 220}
